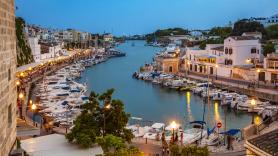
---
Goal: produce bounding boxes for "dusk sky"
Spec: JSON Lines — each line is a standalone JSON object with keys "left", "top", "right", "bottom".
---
{"left": 16, "top": 0, "right": 278, "bottom": 36}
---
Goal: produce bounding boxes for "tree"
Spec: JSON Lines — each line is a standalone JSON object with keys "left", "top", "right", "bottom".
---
{"left": 266, "top": 24, "right": 278, "bottom": 39}
{"left": 169, "top": 144, "right": 210, "bottom": 156}
{"left": 96, "top": 135, "right": 143, "bottom": 156}
{"left": 263, "top": 42, "right": 275, "bottom": 56}
{"left": 66, "top": 89, "right": 133, "bottom": 148}
{"left": 232, "top": 20, "right": 266, "bottom": 38}
{"left": 208, "top": 27, "right": 232, "bottom": 38}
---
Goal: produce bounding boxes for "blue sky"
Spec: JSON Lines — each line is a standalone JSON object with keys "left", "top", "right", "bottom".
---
{"left": 16, "top": 0, "right": 278, "bottom": 36}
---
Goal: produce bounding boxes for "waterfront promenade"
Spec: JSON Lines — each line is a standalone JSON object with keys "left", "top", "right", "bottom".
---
{"left": 185, "top": 71, "right": 278, "bottom": 103}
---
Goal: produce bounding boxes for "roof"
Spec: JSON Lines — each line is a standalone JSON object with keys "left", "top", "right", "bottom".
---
{"left": 242, "top": 32, "right": 262, "bottom": 35}
{"left": 151, "top": 123, "right": 165, "bottom": 129}
{"left": 211, "top": 46, "right": 224, "bottom": 51}
{"left": 229, "top": 36, "right": 257, "bottom": 41}
{"left": 21, "top": 134, "right": 103, "bottom": 156}
{"left": 247, "top": 129, "right": 278, "bottom": 156}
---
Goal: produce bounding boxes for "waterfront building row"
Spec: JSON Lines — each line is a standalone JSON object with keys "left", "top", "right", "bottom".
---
{"left": 155, "top": 35, "right": 278, "bottom": 85}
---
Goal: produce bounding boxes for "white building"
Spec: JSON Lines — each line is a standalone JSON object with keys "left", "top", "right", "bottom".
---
{"left": 223, "top": 36, "right": 262, "bottom": 66}
{"left": 184, "top": 36, "right": 263, "bottom": 79}
{"left": 28, "top": 37, "right": 41, "bottom": 63}
{"left": 249, "top": 14, "right": 278, "bottom": 27}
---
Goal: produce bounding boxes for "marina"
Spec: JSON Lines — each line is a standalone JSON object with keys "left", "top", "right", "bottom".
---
{"left": 77, "top": 41, "right": 255, "bottom": 131}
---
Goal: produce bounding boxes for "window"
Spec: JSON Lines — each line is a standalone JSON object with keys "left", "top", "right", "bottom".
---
{"left": 169, "top": 66, "right": 173, "bottom": 73}
{"left": 251, "top": 48, "right": 257, "bottom": 54}
{"left": 229, "top": 48, "right": 233, "bottom": 55}
{"left": 8, "top": 104, "right": 12, "bottom": 127}
{"left": 8, "top": 68, "right": 11, "bottom": 81}
{"left": 194, "top": 65, "right": 197, "bottom": 72}
{"left": 200, "top": 66, "right": 203, "bottom": 73}
{"left": 190, "top": 64, "right": 192, "bottom": 71}
{"left": 225, "top": 48, "right": 228, "bottom": 54}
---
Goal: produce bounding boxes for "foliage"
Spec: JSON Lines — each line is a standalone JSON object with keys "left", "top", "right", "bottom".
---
{"left": 266, "top": 24, "right": 278, "bottom": 39}
{"left": 169, "top": 144, "right": 210, "bottom": 156}
{"left": 263, "top": 42, "right": 275, "bottom": 56}
{"left": 199, "top": 38, "right": 223, "bottom": 50}
{"left": 232, "top": 20, "right": 266, "bottom": 37}
{"left": 16, "top": 17, "right": 34, "bottom": 66}
{"left": 208, "top": 27, "right": 232, "bottom": 38}
{"left": 16, "top": 138, "right": 21, "bottom": 149}
{"left": 146, "top": 28, "right": 189, "bottom": 43}
{"left": 96, "top": 135, "right": 143, "bottom": 156}
{"left": 66, "top": 89, "right": 133, "bottom": 148}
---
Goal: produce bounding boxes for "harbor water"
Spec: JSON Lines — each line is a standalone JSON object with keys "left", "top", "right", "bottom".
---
{"left": 77, "top": 40, "right": 255, "bottom": 130}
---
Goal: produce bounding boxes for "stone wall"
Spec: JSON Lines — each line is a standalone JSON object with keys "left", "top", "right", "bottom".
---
{"left": 0, "top": 0, "right": 17, "bottom": 155}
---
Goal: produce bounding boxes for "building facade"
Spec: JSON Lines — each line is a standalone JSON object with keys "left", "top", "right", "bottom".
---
{"left": 0, "top": 0, "right": 17, "bottom": 155}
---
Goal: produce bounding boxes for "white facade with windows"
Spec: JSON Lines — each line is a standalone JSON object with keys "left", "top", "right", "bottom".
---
{"left": 28, "top": 37, "right": 41, "bottom": 63}
{"left": 223, "top": 36, "right": 261, "bottom": 66}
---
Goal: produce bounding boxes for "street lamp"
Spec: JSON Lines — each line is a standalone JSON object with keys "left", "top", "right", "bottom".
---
{"left": 256, "top": 69, "right": 260, "bottom": 88}
{"left": 31, "top": 103, "right": 37, "bottom": 126}
{"left": 251, "top": 99, "right": 256, "bottom": 124}
{"left": 103, "top": 104, "right": 111, "bottom": 136}
{"left": 170, "top": 121, "right": 177, "bottom": 142}
{"left": 215, "top": 64, "right": 218, "bottom": 80}
{"left": 18, "top": 92, "right": 24, "bottom": 99}
{"left": 16, "top": 80, "right": 20, "bottom": 86}
{"left": 187, "top": 61, "right": 190, "bottom": 76}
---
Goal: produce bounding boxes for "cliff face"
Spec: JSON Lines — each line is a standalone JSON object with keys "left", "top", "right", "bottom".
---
{"left": 16, "top": 17, "right": 34, "bottom": 67}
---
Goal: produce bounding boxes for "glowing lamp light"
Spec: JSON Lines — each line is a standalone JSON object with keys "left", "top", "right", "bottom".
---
{"left": 28, "top": 67, "right": 32, "bottom": 71}
{"left": 256, "top": 69, "right": 261, "bottom": 73}
{"left": 187, "top": 61, "right": 190, "bottom": 65}
{"left": 251, "top": 99, "right": 256, "bottom": 106}
{"left": 170, "top": 121, "right": 177, "bottom": 129}
{"left": 16, "top": 80, "right": 20, "bottom": 86}
{"left": 19, "top": 93, "right": 24, "bottom": 99}
{"left": 20, "top": 72, "right": 24, "bottom": 77}
{"left": 105, "top": 104, "right": 111, "bottom": 109}
{"left": 215, "top": 64, "right": 219, "bottom": 68}
{"left": 31, "top": 104, "right": 37, "bottom": 110}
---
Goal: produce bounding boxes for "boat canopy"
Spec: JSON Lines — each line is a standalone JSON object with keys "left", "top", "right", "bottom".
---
{"left": 190, "top": 121, "right": 206, "bottom": 125}
{"left": 151, "top": 123, "right": 165, "bottom": 129}
{"left": 207, "top": 126, "right": 216, "bottom": 136}
{"left": 220, "top": 129, "right": 240, "bottom": 136}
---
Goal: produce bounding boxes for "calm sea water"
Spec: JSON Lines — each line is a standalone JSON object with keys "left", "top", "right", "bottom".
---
{"left": 77, "top": 40, "right": 253, "bottom": 130}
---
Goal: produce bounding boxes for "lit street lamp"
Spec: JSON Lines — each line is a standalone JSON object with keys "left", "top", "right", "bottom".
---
{"left": 18, "top": 92, "right": 24, "bottom": 119}
{"left": 256, "top": 69, "right": 260, "bottom": 88}
{"left": 103, "top": 104, "right": 111, "bottom": 136}
{"left": 16, "top": 80, "right": 20, "bottom": 86}
{"left": 170, "top": 121, "right": 177, "bottom": 142}
{"left": 31, "top": 103, "right": 37, "bottom": 126}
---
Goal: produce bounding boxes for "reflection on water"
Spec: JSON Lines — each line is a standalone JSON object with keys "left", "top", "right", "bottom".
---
{"left": 214, "top": 101, "right": 222, "bottom": 123}
{"left": 254, "top": 115, "right": 262, "bottom": 126}
{"left": 186, "top": 91, "right": 194, "bottom": 122}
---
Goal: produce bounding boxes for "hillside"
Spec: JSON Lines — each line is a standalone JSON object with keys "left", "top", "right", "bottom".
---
{"left": 16, "top": 17, "right": 34, "bottom": 67}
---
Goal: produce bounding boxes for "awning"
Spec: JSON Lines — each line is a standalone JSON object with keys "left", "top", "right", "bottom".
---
{"left": 220, "top": 129, "right": 240, "bottom": 136}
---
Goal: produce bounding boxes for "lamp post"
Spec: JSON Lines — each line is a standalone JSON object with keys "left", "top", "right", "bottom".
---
{"left": 103, "top": 104, "right": 111, "bottom": 137}
{"left": 251, "top": 99, "right": 256, "bottom": 124}
{"left": 170, "top": 121, "right": 177, "bottom": 143}
{"left": 187, "top": 61, "right": 190, "bottom": 76}
{"left": 31, "top": 103, "right": 37, "bottom": 126}
{"left": 18, "top": 92, "right": 24, "bottom": 119}
{"left": 256, "top": 69, "right": 260, "bottom": 88}
{"left": 215, "top": 64, "right": 218, "bottom": 80}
